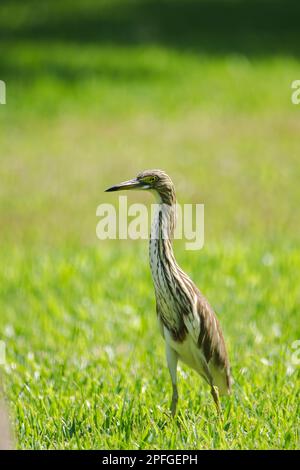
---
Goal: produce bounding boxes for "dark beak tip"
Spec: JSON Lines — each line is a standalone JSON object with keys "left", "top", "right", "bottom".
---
{"left": 104, "top": 178, "right": 142, "bottom": 193}
{"left": 105, "top": 186, "right": 118, "bottom": 192}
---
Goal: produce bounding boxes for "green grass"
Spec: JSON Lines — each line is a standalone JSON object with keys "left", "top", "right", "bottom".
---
{"left": 1, "top": 243, "right": 299, "bottom": 449}
{"left": 0, "top": 0, "right": 300, "bottom": 449}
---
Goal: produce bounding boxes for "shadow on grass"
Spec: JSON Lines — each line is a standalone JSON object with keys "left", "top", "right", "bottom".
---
{"left": 0, "top": 0, "right": 299, "bottom": 84}
{"left": 1, "top": 0, "right": 299, "bottom": 56}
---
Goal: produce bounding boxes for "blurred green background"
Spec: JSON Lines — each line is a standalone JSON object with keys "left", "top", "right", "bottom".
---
{"left": 0, "top": 0, "right": 299, "bottom": 449}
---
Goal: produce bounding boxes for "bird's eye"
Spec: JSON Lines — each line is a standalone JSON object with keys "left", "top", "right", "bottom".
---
{"left": 143, "top": 176, "right": 156, "bottom": 183}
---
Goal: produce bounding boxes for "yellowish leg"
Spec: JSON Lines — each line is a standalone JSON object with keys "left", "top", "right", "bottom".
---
{"left": 166, "top": 344, "right": 178, "bottom": 417}
{"left": 211, "top": 385, "right": 222, "bottom": 418}
{"left": 171, "top": 383, "right": 178, "bottom": 417}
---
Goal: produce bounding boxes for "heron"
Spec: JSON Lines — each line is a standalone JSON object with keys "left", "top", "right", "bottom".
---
{"left": 105, "top": 169, "right": 232, "bottom": 416}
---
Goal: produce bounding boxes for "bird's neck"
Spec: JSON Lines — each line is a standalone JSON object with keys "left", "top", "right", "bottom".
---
{"left": 149, "top": 198, "right": 177, "bottom": 275}
{"left": 150, "top": 199, "right": 176, "bottom": 244}
{"left": 149, "top": 193, "right": 196, "bottom": 339}
{"left": 150, "top": 185, "right": 176, "bottom": 241}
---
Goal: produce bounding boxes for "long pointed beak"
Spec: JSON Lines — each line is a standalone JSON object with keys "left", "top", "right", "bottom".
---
{"left": 105, "top": 178, "right": 148, "bottom": 192}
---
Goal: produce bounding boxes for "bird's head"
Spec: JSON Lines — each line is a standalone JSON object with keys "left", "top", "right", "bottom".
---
{"left": 105, "top": 169, "right": 176, "bottom": 204}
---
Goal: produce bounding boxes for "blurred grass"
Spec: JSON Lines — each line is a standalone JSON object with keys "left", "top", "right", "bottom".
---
{"left": 0, "top": 0, "right": 300, "bottom": 449}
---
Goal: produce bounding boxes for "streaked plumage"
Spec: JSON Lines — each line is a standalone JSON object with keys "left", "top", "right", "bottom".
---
{"left": 106, "top": 169, "right": 232, "bottom": 415}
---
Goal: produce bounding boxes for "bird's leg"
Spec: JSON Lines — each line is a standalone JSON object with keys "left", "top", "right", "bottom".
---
{"left": 171, "top": 383, "right": 178, "bottom": 417}
{"left": 166, "top": 344, "right": 178, "bottom": 417}
{"left": 211, "top": 385, "right": 222, "bottom": 417}
{"left": 200, "top": 357, "right": 223, "bottom": 418}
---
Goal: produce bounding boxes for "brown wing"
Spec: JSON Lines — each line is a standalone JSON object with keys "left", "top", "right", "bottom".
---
{"left": 195, "top": 291, "right": 231, "bottom": 393}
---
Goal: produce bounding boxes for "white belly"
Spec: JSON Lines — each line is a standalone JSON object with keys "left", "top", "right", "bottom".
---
{"left": 163, "top": 326, "right": 229, "bottom": 393}
{"left": 163, "top": 326, "right": 206, "bottom": 377}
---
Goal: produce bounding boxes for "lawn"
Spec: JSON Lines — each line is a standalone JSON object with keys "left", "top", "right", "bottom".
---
{"left": 0, "top": 0, "right": 299, "bottom": 449}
